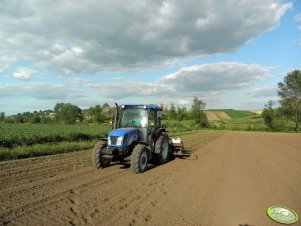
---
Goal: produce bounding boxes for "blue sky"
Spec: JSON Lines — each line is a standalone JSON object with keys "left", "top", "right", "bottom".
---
{"left": 0, "top": 0, "right": 300, "bottom": 115}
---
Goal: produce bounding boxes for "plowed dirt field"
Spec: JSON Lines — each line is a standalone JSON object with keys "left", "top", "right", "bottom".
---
{"left": 1, "top": 131, "right": 301, "bottom": 226}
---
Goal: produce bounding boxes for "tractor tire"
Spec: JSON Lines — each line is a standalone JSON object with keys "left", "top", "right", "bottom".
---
{"left": 131, "top": 144, "right": 149, "bottom": 173}
{"left": 92, "top": 141, "right": 110, "bottom": 169}
{"left": 154, "top": 133, "right": 170, "bottom": 165}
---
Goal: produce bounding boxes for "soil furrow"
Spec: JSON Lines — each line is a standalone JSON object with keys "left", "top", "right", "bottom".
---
{"left": 1, "top": 131, "right": 300, "bottom": 226}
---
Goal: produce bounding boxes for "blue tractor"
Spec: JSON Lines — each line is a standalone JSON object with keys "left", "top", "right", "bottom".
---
{"left": 92, "top": 104, "right": 183, "bottom": 173}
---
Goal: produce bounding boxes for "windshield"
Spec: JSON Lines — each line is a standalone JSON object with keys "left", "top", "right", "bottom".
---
{"left": 119, "top": 108, "right": 148, "bottom": 128}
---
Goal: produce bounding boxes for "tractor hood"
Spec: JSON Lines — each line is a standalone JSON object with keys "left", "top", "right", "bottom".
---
{"left": 108, "top": 128, "right": 138, "bottom": 147}
{"left": 109, "top": 127, "right": 138, "bottom": 137}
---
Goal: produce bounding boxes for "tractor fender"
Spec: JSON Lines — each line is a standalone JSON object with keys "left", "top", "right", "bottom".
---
{"left": 152, "top": 128, "right": 167, "bottom": 141}
{"left": 126, "top": 132, "right": 138, "bottom": 147}
{"left": 150, "top": 128, "right": 168, "bottom": 155}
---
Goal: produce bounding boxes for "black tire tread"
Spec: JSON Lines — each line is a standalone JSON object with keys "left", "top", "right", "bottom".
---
{"left": 92, "top": 141, "right": 110, "bottom": 168}
{"left": 154, "top": 132, "right": 170, "bottom": 165}
{"left": 131, "top": 144, "right": 148, "bottom": 173}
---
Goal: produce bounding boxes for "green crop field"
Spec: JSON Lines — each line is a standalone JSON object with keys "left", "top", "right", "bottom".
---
{"left": 0, "top": 123, "right": 111, "bottom": 148}
{"left": 209, "top": 113, "right": 296, "bottom": 131}
{"left": 223, "top": 115, "right": 266, "bottom": 130}
{"left": 209, "top": 109, "right": 257, "bottom": 119}
{"left": 0, "top": 123, "right": 111, "bottom": 161}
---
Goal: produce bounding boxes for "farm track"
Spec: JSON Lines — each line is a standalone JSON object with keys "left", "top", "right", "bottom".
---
{"left": 0, "top": 131, "right": 301, "bottom": 226}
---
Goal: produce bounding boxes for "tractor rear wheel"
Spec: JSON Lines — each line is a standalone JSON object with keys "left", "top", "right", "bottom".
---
{"left": 154, "top": 133, "right": 170, "bottom": 165}
{"left": 131, "top": 144, "right": 149, "bottom": 173}
{"left": 92, "top": 141, "right": 110, "bottom": 168}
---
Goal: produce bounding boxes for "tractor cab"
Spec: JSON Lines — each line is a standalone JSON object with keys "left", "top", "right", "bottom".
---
{"left": 114, "top": 104, "right": 162, "bottom": 145}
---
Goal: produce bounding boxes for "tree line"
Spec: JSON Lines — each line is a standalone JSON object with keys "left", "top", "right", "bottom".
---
{"left": 0, "top": 97, "right": 209, "bottom": 128}
{"left": 162, "top": 97, "right": 209, "bottom": 128}
{"left": 0, "top": 102, "right": 113, "bottom": 124}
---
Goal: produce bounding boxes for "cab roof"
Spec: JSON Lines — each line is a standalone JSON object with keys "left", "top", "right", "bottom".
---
{"left": 122, "top": 104, "right": 162, "bottom": 110}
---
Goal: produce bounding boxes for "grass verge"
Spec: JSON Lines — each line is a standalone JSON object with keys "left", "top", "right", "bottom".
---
{"left": 0, "top": 140, "right": 98, "bottom": 161}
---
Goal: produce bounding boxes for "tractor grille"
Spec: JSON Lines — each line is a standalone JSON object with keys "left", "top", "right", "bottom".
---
{"left": 110, "top": 136, "right": 118, "bottom": 145}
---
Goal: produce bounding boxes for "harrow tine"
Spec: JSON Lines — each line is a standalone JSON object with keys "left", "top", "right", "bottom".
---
{"left": 173, "top": 151, "right": 198, "bottom": 160}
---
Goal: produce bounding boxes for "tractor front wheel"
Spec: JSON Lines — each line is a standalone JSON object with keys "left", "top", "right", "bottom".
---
{"left": 131, "top": 144, "right": 149, "bottom": 173}
{"left": 92, "top": 141, "right": 110, "bottom": 168}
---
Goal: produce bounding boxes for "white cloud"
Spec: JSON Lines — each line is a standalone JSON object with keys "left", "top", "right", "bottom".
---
{"left": 12, "top": 68, "right": 36, "bottom": 80}
{"left": 0, "top": 83, "right": 84, "bottom": 100}
{"left": 90, "top": 82, "right": 156, "bottom": 99}
{"left": 90, "top": 62, "right": 270, "bottom": 101}
{"left": 294, "top": 13, "right": 301, "bottom": 22}
{"left": 69, "top": 77, "right": 93, "bottom": 85}
{"left": 294, "top": 12, "right": 301, "bottom": 34}
{"left": 0, "top": 55, "right": 17, "bottom": 73}
{"left": 158, "top": 62, "right": 269, "bottom": 92}
{"left": 0, "top": 0, "right": 292, "bottom": 74}
{"left": 246, "top": 86, "right": 278, "bottom": 97}
{"left": 0, "top": 62, "right": 273, "bottom": 113}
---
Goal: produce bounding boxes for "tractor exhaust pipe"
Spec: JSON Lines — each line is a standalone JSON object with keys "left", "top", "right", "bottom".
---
{"left": 113, "top": 103, "right": 118, "bottom": 130}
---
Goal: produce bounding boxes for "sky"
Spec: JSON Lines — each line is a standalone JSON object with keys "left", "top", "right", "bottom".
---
{"left": 0, "top": 0, "right": 300, "bottom": 115}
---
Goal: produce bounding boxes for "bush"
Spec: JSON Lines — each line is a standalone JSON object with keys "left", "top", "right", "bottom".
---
{"left": 212, "top": 120, "right": 225, "bottom": 130}
{"left": 245, "top": 125, "right": 254, "bottom": 131}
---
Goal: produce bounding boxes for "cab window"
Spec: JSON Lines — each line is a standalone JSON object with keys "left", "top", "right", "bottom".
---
{"left": 119, "top": 109, "right": 147, "bottom": 128}
{"left": 148, "top": 110, "right": 157, "bottom": 129}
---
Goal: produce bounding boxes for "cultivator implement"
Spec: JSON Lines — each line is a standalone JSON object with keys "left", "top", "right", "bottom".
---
{"left": 171, "top": 138, "right": 197, "bottom": 159}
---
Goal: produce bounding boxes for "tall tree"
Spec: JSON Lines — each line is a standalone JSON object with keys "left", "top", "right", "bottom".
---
{"left": 262, "top": 100, "right": 276, "bottom": 130}
{"left": 54, "top": 103, "right": 83, "bottom": 124}
{"left": 15, "top": 113, "right": 24, "bottom": 123}
{"left": 0, "top": 112, "right": 5, "bottom": 122}
{"left": 102, "top": 103, "right": 113, "bottom": 120}
{"left": 102, "top": 102, "right": 110, "bottom": 108}
{"left": 88, "top": 105, "right": 107, "bottom": 123}
{"left": 277, "top": 70, "right": 301, "bottom": 131}
{"left": 54, "top": 103, "right": 64, "bottom": 113}
{"left": 176, "top": 106, "right": 187, "bottom": 121}
{"left": 169, "top": 103, "right": 177, "bottom": 119}
{"left": 191, "top": 97, "right": 209, "bottom": 128}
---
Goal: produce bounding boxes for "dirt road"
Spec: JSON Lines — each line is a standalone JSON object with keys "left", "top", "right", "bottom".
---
{"left": 1, "top": 131, "right": 301, "bottom": 226}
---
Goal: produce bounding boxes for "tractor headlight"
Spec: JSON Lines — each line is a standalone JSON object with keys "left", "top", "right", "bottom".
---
{"left": 108, "top": 136, "right": 111, "bottom": 145}
{"left": 116, "top": 136, "right": 124, "bottom": 146}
